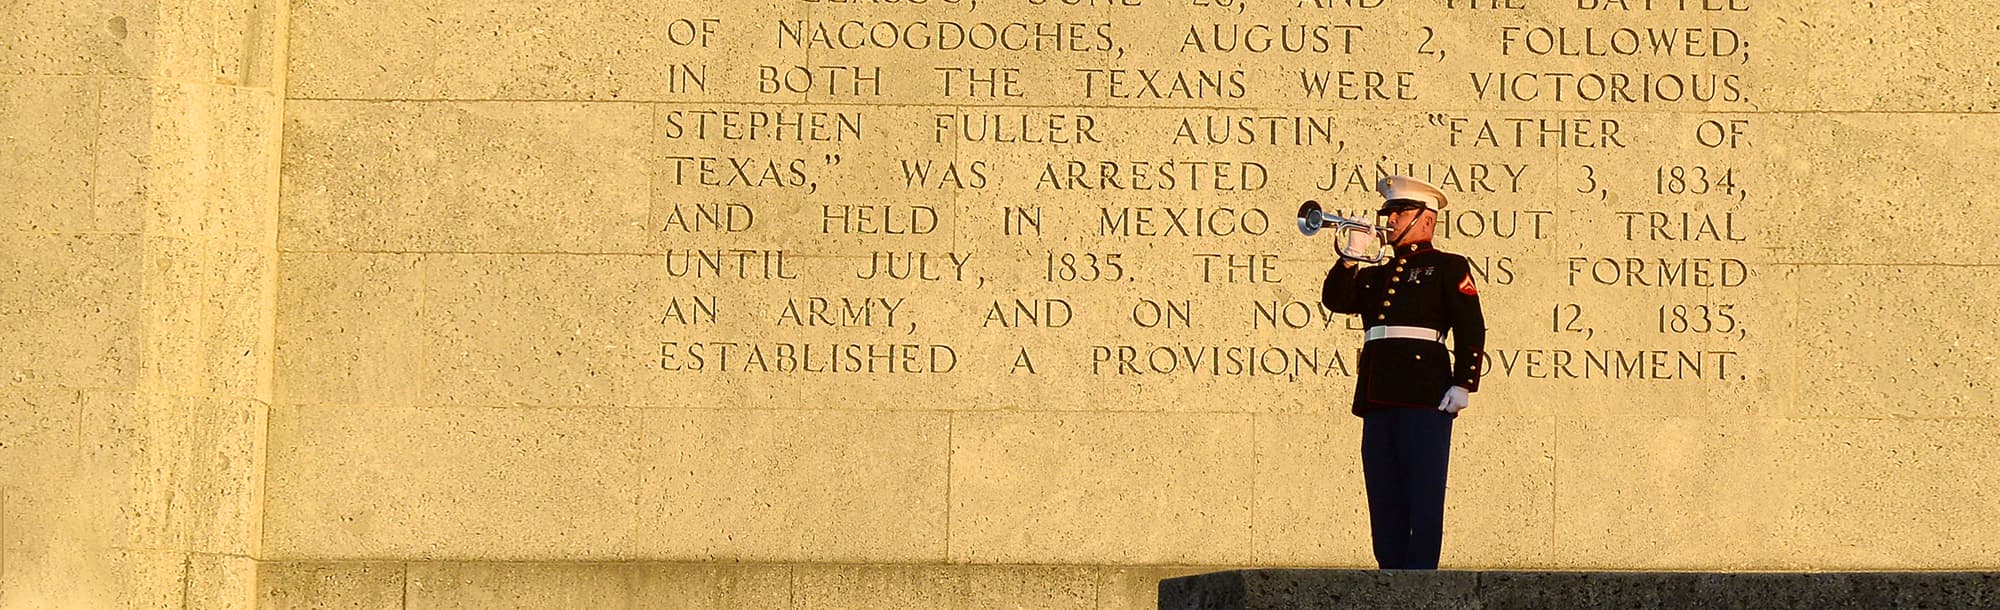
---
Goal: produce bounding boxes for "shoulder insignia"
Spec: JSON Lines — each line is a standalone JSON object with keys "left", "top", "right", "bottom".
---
{"left": 1458, "top": 273, "right": 1478, "bottom": 296}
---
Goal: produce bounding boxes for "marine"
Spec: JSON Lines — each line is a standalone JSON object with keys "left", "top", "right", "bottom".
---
{"left": 1321, "top": 175, "right": 1487, "bottom": 570}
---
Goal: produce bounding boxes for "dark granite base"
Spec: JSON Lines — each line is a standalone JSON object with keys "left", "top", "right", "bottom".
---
{"left": 1159, "top": 569, "right": 2000, "bottom": 610}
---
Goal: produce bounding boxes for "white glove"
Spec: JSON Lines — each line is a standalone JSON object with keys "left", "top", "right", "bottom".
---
{"left": 1438, "top": 386, "right": 1470, "bottom": 414}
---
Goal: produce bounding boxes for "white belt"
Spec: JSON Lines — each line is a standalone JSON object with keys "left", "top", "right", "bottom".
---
{"left": 1366, "top": 325, "right": 1443, "bottom": 343}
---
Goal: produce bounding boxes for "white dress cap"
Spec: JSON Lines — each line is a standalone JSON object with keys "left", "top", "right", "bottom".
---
{"left": 1375, "top": 175, "right": 1449, "bottom": 211}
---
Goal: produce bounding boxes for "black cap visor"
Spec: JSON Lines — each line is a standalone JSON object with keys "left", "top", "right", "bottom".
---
{"left": 1376, "top": 198, "right": 1429, "bottom": 214}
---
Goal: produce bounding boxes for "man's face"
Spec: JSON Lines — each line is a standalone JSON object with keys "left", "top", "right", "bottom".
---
{"left": 1378, "top": 205, "right": 1433, "bottom": 245}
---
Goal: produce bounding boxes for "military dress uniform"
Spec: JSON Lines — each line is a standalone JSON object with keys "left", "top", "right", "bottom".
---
{"left": 1321, "top": 176, "right": 1486, "bottom": 570}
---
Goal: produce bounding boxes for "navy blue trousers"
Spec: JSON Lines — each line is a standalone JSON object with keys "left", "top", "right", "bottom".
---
{"left": 1360, "top": 408, "right": 1454, "bottom": 570}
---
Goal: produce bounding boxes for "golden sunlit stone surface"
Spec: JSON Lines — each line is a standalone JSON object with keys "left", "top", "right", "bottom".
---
{"left": 3, "top": 0, "right": 1998, "bottom": 607}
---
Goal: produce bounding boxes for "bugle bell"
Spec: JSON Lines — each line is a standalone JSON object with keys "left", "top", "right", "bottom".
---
{"left": 1297, "top": 200, "right": 1390, "bottom": 263}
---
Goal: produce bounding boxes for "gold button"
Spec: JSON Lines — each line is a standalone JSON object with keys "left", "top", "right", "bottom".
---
{"left": 1381, "top": 301, "right": 1392, "bottom": 307}
{"left": 1390, "top": 277, "right": 1401, "bottom": 283}
{"left": 1388, "top": 289, "right": 1397, "bottom": 295}
{"left": 1415, "top": 355, "right": 1422, "bottom": 361}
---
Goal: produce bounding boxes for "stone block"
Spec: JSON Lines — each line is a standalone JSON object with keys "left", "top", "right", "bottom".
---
{"left": 341, "top": 562, "right": 798, "bottom": 609}
{"left": 1248, "top": 413, "right": 1371, "bottom": 567}
{"left": 1704, "top": 264, "right": 1799, "bottom": 419}
{"left": 187, "top": 396, "right": 265, "bottom": 556}
{"left": 1472, "top": 257, "right": 1765, "bottom": 419}
{"left": 264, "top": 404, "right": 644, "bottom": 559}
{"left": 1776, "top": 418, "right": 2000, "bottom": 569}
{"left": 210, "top": 0, "right": 286, "bottom": 89}
{"left": 0, "top": 0, "right": 138, "bottom": 76}
{"left": 187, "top": 552, "right": 259, "bottom": 610}
{"left": 274, "top": 252, "right": 423, "bottom": 407}
{"left": 1544, "top": 114, "right": 1777, "bottom": 264}
{"left": 648, "top": 103, "right": 958, "bottom": 254}
{"left": 1759, "top": 1, "right": 2000, "bottom": 112}
{"left": 1553, "top": 417, "right": 1786, "bottom": 569}
{"left": 419, "top": 253, "right": 660, "bottom": 407}
{"left": 105, "top": 548, "right": 194, "bottom": 609}
{"left": 628, "top": 564, "right": 791, "bottom": 610}
{"left": 146, "top": 0, "right": 221, "bottom": 83}
{"left": 280, "top": 101, "right": 653, "bottom": 253}
{"left": 201, "top": 241, "right": 273, "bottom": 402}
{"left": 636, "top": 409, "right": 948, "bottom": 562}
{"left": 140, "top": 235, "right": 204, "bottom": 392}
{"left": 2, "top": 545, "right": 189, "bottom": 609}
{"left": 96, "top": 80, "right": 208, "bottom": 239}
{"left": 950, "top": 411, "right": 1254, "bottom": 564}
{"left": 1442, "top": 415, "right": 1556, "bottom": 568}
{"left": 648, "top": 251, "right": 1092, "bottom": 412}
{"left": 0, "top": 77, "right": 103, "bottom": 232}
{"left": 1771, "top": 114, "right": 2000, "bottom": 265}
{"left": 203, "top": 85, "right": 281, "bottom": 246}
{"left": 791, "top": 565, "right": 940, "bottom": 610}
{"left": 791, "top": 565, "right": 1097, "bottom": 610}
{"left": 258, "top": 561, "right": 406, "bottom": 610}
{"left": 0, "top": 388, "right": 81, "bottom": 484}
{"left": 2, "top": 484, "right": 113, "bottom": 579}
{"left": 956, "top": 565, "right": 1098, "bottom": 610}
{"left": 78, "top": 391, "right": 191, "bottom": 551}
{"left": 407, "top": 562, "right": 633, "bottom": 610}
{"left": 0, "top": 233, "right": 142, "bottom": 390}
{"left": 287, "top": 0, "right": 805, "bottom": 100}
{"left": 1795, "top": 265, "right": 1998, "bottom": 418}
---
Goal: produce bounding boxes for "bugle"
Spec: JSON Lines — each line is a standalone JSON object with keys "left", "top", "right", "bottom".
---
{"left": 1297, "top": 200, "right": 1390, "bottom": 263}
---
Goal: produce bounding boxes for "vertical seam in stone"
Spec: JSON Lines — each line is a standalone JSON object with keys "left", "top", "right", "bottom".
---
{"left": 947, "top": 104, "right": 960, "bottom": 255}
{"left": 1547, "top": 140, "right": 1566, "bottom": 572}
{"left": 647, "top": 100, "right": 658, "bottom": 266}
{"left": 628, "top": 407, "right": 643, "bottom": 556}
{"left": 944, "top": 412, "right": 954, "bottom": 563}
{"left": 210, "top": 0, "right": 227, "bottom": 85}
{"left": 1090, "top": 566, "right": 1103, "bottom": 610}
{"left": 90, "top": 78, "right": 104, "bottom": 231}
{"left": 180, "top": 553, "right": 194, "bottom": 610}
{"left": 73, "top": 388, "right": 86, "bottom": 468}
{"left": 177, "top": 395, "right": 197, "bottom": 564}
{"left": 416, "top": 253, "right": 429, "bottom": 408}
{"left": 256, "top": 0, "right": 292, "bottom": 566}
{"left": 242, "top": 1, "right": 267, "bottom": 89}
{"left": 1549, "top": 416, "right": 1558, "bottom": 563}
{"left": 802, "top": 0, "right": 814, "bottom": 108}
{"left": 1788, "top": 263, "right": 1800, "bottom": 419}
{"left": 256, "top": 189, "right": 279, "bottom": 560}
{"left": 189, "top": 92, "right": 212, "bottom": 401}
{"left": 1249, "top": 414, "right": 1258, "bottom": 564}
{"left": 187, "top": 85, "right": 214, "bottom": 569}
{"left": 401, "top": 562, "right": 411, "bottom": 609}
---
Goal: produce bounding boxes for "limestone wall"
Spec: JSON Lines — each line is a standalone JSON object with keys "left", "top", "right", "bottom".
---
{"left": 2, "top": 0, "right": 284, "bottom": 607}
{"left": 4, "top": 0, "right": 1998, "bottom": 608}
